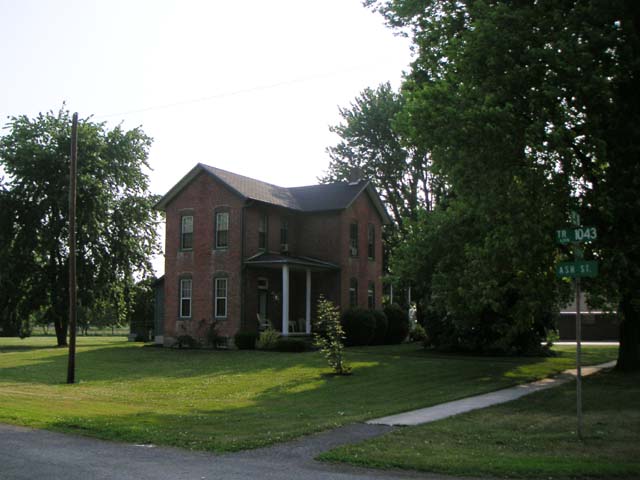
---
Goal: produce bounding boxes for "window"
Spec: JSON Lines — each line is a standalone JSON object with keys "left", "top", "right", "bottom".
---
{"left": 367, "top": 281, "right": 375, "bottom": 309}
{"left": 349, "top": 222, "right": 358, "bottom": 257}
{"left": 367, "top": 224, "right": 375, "bottom": 260}
{"left": 349, "top": 278, "right": 358, "bottom": 307}
{"left": 215, "top": 211, "right": 229, "bottom": 249}
{"left": 181, "top": 215, "right": 193, "bottom": 250}
{"left": 280, "top": 219, "right": 289, "bottom": 251}
{"left": 258, "top": 214, "right": 268, "bottom": 250}
{"left": 180, "top": 278, "right": 192, "bottom": 318}
{"left": 215, "top": 277, "right": 228, "bottom": 318}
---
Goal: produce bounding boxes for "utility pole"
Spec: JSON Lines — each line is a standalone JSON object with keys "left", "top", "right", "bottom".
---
{"left": 67, "top": 112, "right": 78, "bottom": 385}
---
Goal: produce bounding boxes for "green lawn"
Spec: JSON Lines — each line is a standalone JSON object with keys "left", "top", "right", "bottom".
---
{"left": 0, "top": 337, "right": 617, "bottom": 452}
{"left": 320, "top": 369, "right": 639, "bottom": 478}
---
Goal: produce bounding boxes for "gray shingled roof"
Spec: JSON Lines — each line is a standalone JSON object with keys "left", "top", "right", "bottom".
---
{"left": 156, "top": 163, "right": 391, "bottom": 224}
{"left": 201, "top": 164, "right": 302, "bottom": 210}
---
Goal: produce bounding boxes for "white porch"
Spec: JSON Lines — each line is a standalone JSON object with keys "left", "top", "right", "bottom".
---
{"left": 245, "top": 253, "right": 340, "bottom": 336}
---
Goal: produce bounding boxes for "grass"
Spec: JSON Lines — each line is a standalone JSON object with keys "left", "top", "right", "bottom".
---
{"left": 0, "top": 336, "right": 617, "bottom": 453}
{"left": 319, "top": 370, "right": 640, "bottom": 478}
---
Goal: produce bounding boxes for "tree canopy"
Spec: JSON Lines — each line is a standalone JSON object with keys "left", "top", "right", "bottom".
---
{"left": 350, "top": 0, "right": 640, "bottom": 365}
{"left": 324, "top": 83, "right": 442, "bottom": 231}
{"left": 0, "top": 108, "right": 161, "bottom": 345}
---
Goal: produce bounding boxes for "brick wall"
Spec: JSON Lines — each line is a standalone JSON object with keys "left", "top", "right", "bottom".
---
{"left": 338, "top": 192, "right": 384, "bottom": 310}
{"left": 163, "top": 172, "right": 244, "bottom": 345}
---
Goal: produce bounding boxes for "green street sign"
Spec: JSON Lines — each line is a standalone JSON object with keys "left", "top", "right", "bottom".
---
{"left": 556, "top": 226, "right": 597, "bottom": 244}
{"left": 570, "top": 211, "right": 580, "bottom": 226}
{"left": 556, "top": 260, "right": 598, "bottom": 278}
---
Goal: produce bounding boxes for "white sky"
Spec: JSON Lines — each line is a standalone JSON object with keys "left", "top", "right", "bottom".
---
{"left": 0, "top": 0, "right": 412, "bottom": 274}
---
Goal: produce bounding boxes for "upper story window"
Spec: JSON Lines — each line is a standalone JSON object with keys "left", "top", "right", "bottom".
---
{"left": 367, "top": 281, "right": 375, "bottom": 309}
{"left": 349, "top": 222, "right": 358, "bottom": 257}
{"left": 367, "top": 224, "right": 375, "bottom": 260}
{"left": 215, "top": 211, "right": 229, "bottom": 249}
{"left": 349, "top": 278, "right": 358, "bottom": 307}
{"left": 280, "top": 219, "right": 289, "bottom": 252}
{"left": 180, "top": 278, "right": 192, "bottom": 318}
{"left": 181, "top": 215, "right": 193, "bottom": 250}
{"left": 258, "top": 214, "right": 268, "bottom": 250}
{"left": 214, "top": 277, "right": 228, "bottom": 318}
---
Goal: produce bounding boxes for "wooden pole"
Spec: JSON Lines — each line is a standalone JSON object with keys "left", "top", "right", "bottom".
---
{"left": 67, "top": 113, "right": 78, "bottom": 385}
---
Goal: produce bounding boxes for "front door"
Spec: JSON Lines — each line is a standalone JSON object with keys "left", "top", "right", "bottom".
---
{"left": 258, "top": 290, "right": 269, "bottom": 327}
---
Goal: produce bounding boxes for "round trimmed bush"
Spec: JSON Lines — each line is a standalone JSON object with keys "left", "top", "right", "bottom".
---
{"left": 341, "top": 308, "right": 376, "bottom": 346}
{"left": 371, "top": 310, "right": 388, "bottom": 345}
{"left": 384, "top": 303, "right": 409, "bottom": 344}
{"left": 234, "top": 331, "right": 258, "bottom": 350}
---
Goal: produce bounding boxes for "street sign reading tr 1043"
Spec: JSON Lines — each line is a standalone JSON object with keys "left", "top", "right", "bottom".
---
{"left": 556, "top": 226, "right": 597, "bottom": 244}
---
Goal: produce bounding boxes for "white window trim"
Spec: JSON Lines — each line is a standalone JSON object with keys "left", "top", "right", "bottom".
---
{"left": 216, "top": 211, "right": 229, "bottom": 249}
{"left": 368, "top": 282, "right": 375, "bottom": 309}
{"left": 367, "top": 224, "right": 375, "bottom": 260}
{"left": 349, "top": 278, "right": 358, "bottom": 307}
{"left": 258, "top": 214, "right": 268, "bottom": 250}
{"left": 350, "top": 222, "right": 359, "bottom": 257}
{"left": 180, "top": 278, "right": 192, "bottom": 318}
{"left": 181, "top": 215, "right": 193, "bottom": 250}
{"left": 215, "top": 277, "right": 228, "bottom": 318}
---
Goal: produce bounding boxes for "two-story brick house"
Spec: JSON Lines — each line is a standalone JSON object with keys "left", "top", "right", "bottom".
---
{"left": 155, "top": 163, "right": 391, "bottom": 346}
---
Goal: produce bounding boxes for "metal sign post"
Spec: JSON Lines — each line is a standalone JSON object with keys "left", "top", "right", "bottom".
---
{"left": 576, "top": 275, "right": 582, "bottom": 439}
{"left": 555, "top": 211, "right": 596, "bottom": 440}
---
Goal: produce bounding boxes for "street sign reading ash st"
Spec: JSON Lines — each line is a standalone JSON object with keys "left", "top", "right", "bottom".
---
{"left": 556, "top": 260, "right": 598, "bottom": 278}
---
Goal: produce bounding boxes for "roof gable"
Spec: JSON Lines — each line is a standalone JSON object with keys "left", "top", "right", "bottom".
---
{"left": 155, "top": 163, "right": 391, "bottom": 224}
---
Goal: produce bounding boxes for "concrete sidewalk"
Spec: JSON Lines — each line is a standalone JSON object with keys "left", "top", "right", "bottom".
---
{"left": 368, "top": 360, "right": 616, "bottom": 426}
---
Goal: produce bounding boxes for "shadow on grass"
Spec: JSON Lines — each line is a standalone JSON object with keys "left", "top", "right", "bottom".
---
{"left": 0, "top": 340, "right": 616, "bottom": 387}
{"left": 0, "top": 339, "right": 621, "bottom": 453}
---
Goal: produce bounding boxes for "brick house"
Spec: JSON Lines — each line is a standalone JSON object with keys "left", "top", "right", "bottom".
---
{"left": 155, "top": 163, "right": 391, "bottom": 346}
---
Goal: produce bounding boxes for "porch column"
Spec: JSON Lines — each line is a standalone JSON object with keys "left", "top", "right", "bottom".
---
{"left": 282, "top": 264, "right": 289, "bottom": 336}
{"left": 305, "top": 269, "right": 311, "bottom": 334}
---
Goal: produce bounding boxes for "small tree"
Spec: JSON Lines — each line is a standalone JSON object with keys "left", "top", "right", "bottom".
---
{"left": 313, "top": 297, "right": 351, "bottom": 375}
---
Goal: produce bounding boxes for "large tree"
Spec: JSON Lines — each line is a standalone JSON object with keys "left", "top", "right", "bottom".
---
{"left": 368, "top": 1, "right": 640, "bottom": 368}
{"left": 323, "top": 83, "right": 444, "bottom": 234}
{"left": 0, "top": 108, "right": 161, "bottom": 346}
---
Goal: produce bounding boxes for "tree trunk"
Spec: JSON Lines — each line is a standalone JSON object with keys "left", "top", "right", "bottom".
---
{"left": 52, "top": 304, "right": 68, "bottom": 347}
{"left": 616, "top": 293, "right": 640, "bottom": 372}
{"left": 53, "top": 319, "right": 67, "bottom": 346}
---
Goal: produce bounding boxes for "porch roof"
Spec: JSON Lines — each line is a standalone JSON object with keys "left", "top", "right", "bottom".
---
{"left": 244, "top": 252, "right": 339, "bottom": 271}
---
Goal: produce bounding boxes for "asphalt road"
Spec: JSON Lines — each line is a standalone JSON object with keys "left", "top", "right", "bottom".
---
{"left": 0, "top": 423, "right": 476, "bottom": 480}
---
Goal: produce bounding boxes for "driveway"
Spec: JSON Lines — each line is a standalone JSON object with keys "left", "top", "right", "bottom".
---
{"left": 0, "top": 423, "right": 478, "bottom": 480}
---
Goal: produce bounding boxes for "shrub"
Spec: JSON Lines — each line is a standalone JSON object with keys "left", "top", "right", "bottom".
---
{"left": 384, "top": 304, "right": 410, "bottom": 344}
{"left": 234, "top": 331, "right": 258, "bottom": 350}
{"left": 206, "top": 320, "right": 222, "bottom": 348}
{"left": 370, "top": 310, "right": 388, "bottom": 345}
{"left": 409, "top": 323, "right": 427, "bottom": 343}
{"left": 313, "top": 297, "right": 351, "bottom": 375}
{"left": 256, "top": 328, "right": 280, "bottom": 350}
{"left": 176, "top": 335, "right": 199, "bottom": 349}
{"left": 275, "top": 338, "right": 308, "bottom": 352}
{"left": 341, "top": 308, "right": 376, "bottom": 346}
{"left": 546, "top": 329, "right": 560, "bottom": 346}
